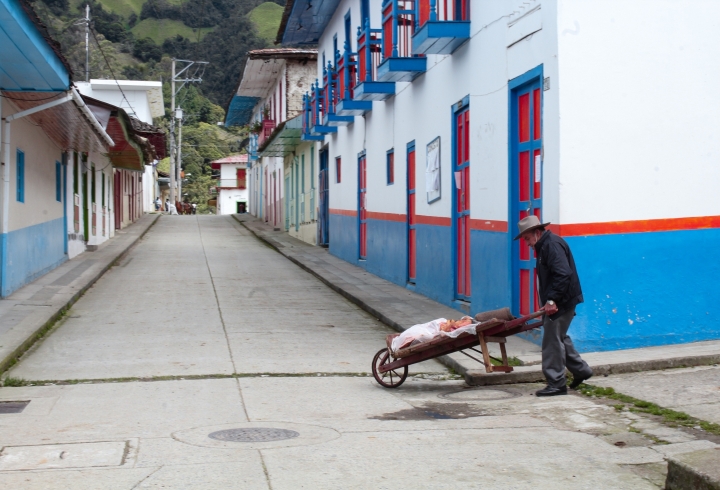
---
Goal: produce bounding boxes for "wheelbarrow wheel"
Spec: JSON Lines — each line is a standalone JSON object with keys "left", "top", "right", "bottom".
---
{"left": 372, "top": 348, "right": 408, "bottom": 388}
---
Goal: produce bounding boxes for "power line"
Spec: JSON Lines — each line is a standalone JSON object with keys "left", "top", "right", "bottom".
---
{"left": 89, "top": 26, "right": 139, "bottom": 117}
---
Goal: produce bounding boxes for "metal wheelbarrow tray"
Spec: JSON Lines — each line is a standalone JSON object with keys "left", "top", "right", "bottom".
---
{"left": 371, "top": 311, "right": 543, "bottom": 388}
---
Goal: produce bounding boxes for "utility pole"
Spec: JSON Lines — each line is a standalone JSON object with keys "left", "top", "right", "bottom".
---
{"left": 169, "top": 59, "right": 207, "bottom": 206}
{"left": 176, "top": 107, "right": 183, "bottom": 201}
{"left": 169, "top": 60, "right": 176, "bottom": 204}
{"left": 77, "top": 5, "right": 91, "bottom": 81}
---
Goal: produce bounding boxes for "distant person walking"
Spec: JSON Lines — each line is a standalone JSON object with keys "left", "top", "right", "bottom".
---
{"left": 154, "top": 197, "right": 160, "bottom": 211}
{"left": 515, "top": 215, "right": 593, "bottom": 397}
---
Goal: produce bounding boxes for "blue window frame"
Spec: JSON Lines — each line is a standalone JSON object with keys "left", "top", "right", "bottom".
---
{"left": 387, "top": 149, "right": 394, "bottom": 185}
{"left": 344, "top": 11, "right": 352, "bottom": 48}
{"left": 16, "top": 149, "right": 25, "bottom": 203}
{"left": 301, "top": 154, "right": 305, "bottom": 193}
{"left": 56, "top": 161, "right": 62, "bottom": 202}
{"left": 310, "top": 147, "right": 315, "bottom": 189}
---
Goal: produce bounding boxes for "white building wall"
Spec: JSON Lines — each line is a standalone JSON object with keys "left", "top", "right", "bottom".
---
{"left": 556, "top": 0, "right": 720, "bottom": 224}
{"left": 320, "top": 0, "right": 559, "bottom": 224}
{"left": 285, "top": 141, "right": 318, "bottom": 244}
{"left": 5, "top": 109, "right": 65, "bottom": 233}
{"left": 217, "top": 162, "right": 249, "bottom": 215}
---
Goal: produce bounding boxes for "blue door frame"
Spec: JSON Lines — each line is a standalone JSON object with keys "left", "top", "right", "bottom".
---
{"left": 509, "top": 65, "right": 543, "bottom": 316}
{"left": 406, "top": 141, "right": 416, "bottom": 284}
{"left": 318, "top": 148, "right": 329, "bottom": 246}
{"left": 358, "top": 150, "right": 367, "bottom": 260}
{"left": 452, "top": 95, "right": 471, "bottom": 302}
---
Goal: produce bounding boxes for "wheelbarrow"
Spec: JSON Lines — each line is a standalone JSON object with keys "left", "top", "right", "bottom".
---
{"left": 371, "top": 311, "right": 544, "bottom": 388}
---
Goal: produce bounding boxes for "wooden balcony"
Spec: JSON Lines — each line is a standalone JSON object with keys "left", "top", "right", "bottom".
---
{"left": 322, "top": 62, "right": 354, "bottom": 126}
{"left": 412, "top": 0, "right": 470, "bottom": 54}
{"left": 376, "top": 0, "right": 427, "bottom": 82}
{"left": 354, "top": 21, "right": 396, "bottom": 101}
{"left": 257, "top": 119, "right": 276, "bottom": 147}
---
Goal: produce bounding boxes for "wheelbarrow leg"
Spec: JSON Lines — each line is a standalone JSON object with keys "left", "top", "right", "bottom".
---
{"left": 478, "top": 334, "right": 494, "bottom": 373}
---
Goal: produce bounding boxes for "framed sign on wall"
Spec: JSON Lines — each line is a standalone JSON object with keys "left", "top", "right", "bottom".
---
{"left": 425, "top": 137, "right": 441, "bottom": 204}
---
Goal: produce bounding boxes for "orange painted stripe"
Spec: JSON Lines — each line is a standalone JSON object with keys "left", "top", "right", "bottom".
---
{"left": 416, "top": 215, "right": 452, "bottom": 226}
{"left": 329, "top": 208, "right": 357, "bottom": 217}
{"left": 553, "top": 215, "right": 720, "bottom": 237}
{"left": 366, "top": 211, "right": 407, "bottom": 222}
{"left": 469, "top": 219, "right": 508, "bottom": 232}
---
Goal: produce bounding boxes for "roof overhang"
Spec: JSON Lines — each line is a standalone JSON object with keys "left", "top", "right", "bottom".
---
{"left": 83, "top": 95, "right": 157, "bottom": 171}
{"left": 0, "top": 0, "right": 70, "bottom": 91}
{"left": 225, "top": 95, "right": 261, "bottom": 127}
{"left": 259, "top": 115, "right": 303, "bottom": 157}
{"left": 3, "top": 90, "right": 110, "bottom": 155}
{"left": 277, "top": 0, "right": 341, "bottom": 46}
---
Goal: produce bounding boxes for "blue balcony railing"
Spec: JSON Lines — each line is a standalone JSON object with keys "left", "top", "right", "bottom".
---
{"left": 377, "top": 0, "right": 427, "bottom": 82}
{"left": 322, "top": 61, "right": 354, "bottom": 126}
{"left": 354, "top": 19, "right": 396, "bottom": 101}
{"left": 335, "top": 42, "right": 373, "bottom": 116}
{"left": 413, "top": 0, "right": 470, "bottom": 54}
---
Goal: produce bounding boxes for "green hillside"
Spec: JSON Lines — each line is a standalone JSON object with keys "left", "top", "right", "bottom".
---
{"left": 131, "top": 18, "right": 213, "bottom": 44}
{"left": 248, "top": 2, "right": 282, "bottom": 42}
{"left": 70, "top": 0, "right": 190, "bottom": 20}
{"left": 70, "top": 0, "right": 145, "bottom": 17}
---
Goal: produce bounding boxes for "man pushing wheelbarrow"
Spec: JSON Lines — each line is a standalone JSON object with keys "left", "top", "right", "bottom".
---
{"left": 515, "top": 216, "right": 593, "bottom": 396}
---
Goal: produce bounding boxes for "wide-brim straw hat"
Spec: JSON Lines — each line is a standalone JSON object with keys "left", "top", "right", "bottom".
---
{"left": 513, "top": 215, "right": 551, "bottom": 240}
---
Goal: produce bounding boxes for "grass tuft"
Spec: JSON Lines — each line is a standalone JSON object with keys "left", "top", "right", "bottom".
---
{"left": 579, "top": 383, "right": 720, "bottom": 436}
{"left": 3, "top": 377, "right": 29, "bottom": 387}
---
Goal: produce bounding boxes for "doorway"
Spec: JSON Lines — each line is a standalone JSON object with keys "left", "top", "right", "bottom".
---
{"left": 407, "top": 142, "right": 416, "bottom": 283}
{"left": 358, "top": 152, "right": 367, "bottom": 260}
{"left": 453, "top": 102, "right": 470, "bottom": 301}
{"left": 318, "top": 148, "right": 329, "bottom": 246}
{"left": 510, "top": 67, "right": 543, "bottom": 316}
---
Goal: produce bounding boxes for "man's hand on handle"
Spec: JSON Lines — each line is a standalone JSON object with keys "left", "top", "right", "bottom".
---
{"left": 543, "top": 300, "right": 558, "bottom": 315}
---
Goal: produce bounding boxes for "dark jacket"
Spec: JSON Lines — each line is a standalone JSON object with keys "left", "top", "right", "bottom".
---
{"left": 534, "top": 230, "right": 583, "bottom": 319}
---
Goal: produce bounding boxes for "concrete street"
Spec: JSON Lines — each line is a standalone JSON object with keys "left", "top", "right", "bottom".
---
{"left": 0, "top": 216, "right": 717, "bottom": 489}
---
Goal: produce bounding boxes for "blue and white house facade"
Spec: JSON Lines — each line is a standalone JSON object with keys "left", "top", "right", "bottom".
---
{"left": 281, "top": 0, "right": 720, "bottom": 351}
{"left": 0, "top": 0, "right": 115, "bottom": 296}
{"left": 226, "top": 49, "right": 317, "bottom": 240}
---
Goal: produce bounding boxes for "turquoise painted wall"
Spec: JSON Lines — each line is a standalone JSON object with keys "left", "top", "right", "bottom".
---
{"left": 0, "top": 217, "right": 67, "bottom": 297}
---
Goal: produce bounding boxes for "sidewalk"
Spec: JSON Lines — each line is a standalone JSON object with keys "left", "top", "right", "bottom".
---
{"left": 234, "top": 214, "right": 720, "bottom": 386}
{"left": 0, "top": 214, "right": 159, "bottom": 374}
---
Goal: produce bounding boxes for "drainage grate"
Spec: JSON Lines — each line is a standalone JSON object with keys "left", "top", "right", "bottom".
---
{"left": 0, "top": 401, "right": 30, "bottom": 414}
{"left": 208, "top": 428, "right": 299, "bottom": 443}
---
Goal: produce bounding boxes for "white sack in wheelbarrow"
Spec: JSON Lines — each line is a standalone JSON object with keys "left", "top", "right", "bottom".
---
{"left": 391, "top": 318, "right": 480, "bottom": 353}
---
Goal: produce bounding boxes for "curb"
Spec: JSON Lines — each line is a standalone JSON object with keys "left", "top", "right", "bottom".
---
{"left": 232, "top": 215, "right": 469, "bottom": 376}
{"left": 466, "top": 353, "right": 720, "bottom": 386}
{"left": 0, "top": 215, "right": 160, "bottom": 376}
{"left": 665, "top": 449, "right": 720, "bottom": 490}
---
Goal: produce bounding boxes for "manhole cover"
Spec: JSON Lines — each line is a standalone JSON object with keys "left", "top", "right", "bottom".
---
{"left": 208, "top": 428, "right": 299, "bottom": 443}
{"left": 439, "top": 388, "right": 520, "bottom": 402}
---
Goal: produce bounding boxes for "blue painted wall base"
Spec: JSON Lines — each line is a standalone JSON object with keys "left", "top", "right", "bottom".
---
{"left": 0, "top": 218, "right": 67, "bottom": 297}
{"left": 328, "top": 216, "right": 720, "bottom": 352}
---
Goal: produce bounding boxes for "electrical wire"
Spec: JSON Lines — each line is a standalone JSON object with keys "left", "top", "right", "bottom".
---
{"left": 89, "top": 26, "right": 139, "bottom": 117}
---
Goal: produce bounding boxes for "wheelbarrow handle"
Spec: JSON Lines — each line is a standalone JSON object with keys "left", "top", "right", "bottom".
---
{"left": 500, "top": 310, "right": 545, "bottom": 331}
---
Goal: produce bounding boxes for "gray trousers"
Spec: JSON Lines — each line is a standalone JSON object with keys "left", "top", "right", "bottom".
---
{"left": 542, "top": 308, "right": 592, "bottom": 388}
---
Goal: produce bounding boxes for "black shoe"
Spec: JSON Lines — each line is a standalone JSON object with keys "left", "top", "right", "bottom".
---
{"left": 569, "top": 373, "right": 593, "bottom": 390}
{"left": 535, "top": 385, "right": 567, "bottom": 397}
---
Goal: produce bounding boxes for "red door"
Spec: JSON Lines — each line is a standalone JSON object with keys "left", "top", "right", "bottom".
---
{"left": 359, "top": 154, "right": 367, "bottom": 259}
{"left": 407, "top": 146, "right": 416, "bottom": 282}
{"left": 454, "top": 107, "right": 470, "bottom": 300}
{"left": 511, "top": 76, "right": 543, "bottom": 316}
